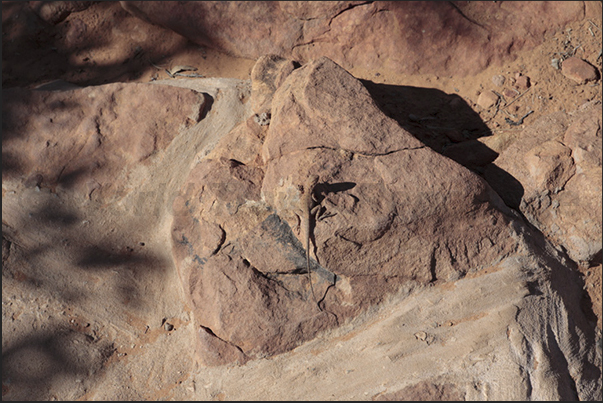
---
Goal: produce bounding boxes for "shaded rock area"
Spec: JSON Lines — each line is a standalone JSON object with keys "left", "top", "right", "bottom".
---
{"left": 120, "top": 1, "right": 591, "bottom": 77}
{"left": 3, "top": 83, "right": 206, "bottom": 203}
{"left": 2, "top": 1, "right": 602, "bottom": 401}
{"left": 2, "top": 77, "right": 253, "bottom": 400}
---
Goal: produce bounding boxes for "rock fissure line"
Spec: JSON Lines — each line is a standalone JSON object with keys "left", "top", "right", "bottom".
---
{"left": 304, "top": 144, "right": 427, "bottom": 157}
{"left": 199, "top": 325, "right": 248, "bottom": 357}
{"left": 290, "top": 2, "right": 375, "bottom": 49}
{"left": 328, "top": 1, "right": 373, "bottom": 25}
{"left": 447, "top": 1, "right": 488, "bottom": 31}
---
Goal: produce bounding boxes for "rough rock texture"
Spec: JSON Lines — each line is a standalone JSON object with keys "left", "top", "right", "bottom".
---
{"left": 169, "top": 57, "right": 601, "bottom": 401}
{"left": 485, "top": 101, "right": 602, "bottom": 265}
{"left": 1, "top": 55, "right": 601, "bottom": 399}
{"left": 120, "top": 1, "right": 586, "bottom": 77}
{"left": 172, "top": 56, "right": 520, "bottom": 362}
{"left": 476, "top": 90, "right": 499, "bottom": 110}
{"left": 194, "top": 246, "right": 600, "bottom": 401}
{"left": 562, "top": 56, "right": 599, "bottom": 84}
{"left": 2, "top": 83, "right": 206, "bottom": 203}
{"left": 2, "top": 77, "right": 253, "bottom": 401}
{"left": 250, "top": 54, "right": 297, "bottom": 115}
{"left": 2, "top": 1, "right": 601, "bottom": 400}
{"left": 29, "top": 1, "right": 92, "bottom": 24}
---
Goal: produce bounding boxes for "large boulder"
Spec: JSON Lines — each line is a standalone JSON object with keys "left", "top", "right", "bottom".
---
{"left": 172, "top": 56, "right": 538, "bottom": 365}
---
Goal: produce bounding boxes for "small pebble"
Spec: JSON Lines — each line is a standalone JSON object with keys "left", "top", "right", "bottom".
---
{"left": 561, "top": 57, "right": 598, "bottom": 84}
{"left": 503, "top": 88, "right": 518, "bottom": 99}
{"left": 491, "top": 74, "right": 505, "bottom": 87}
{"left": 515, "top": 75, "right": 530, "bottom": 90}
{"left": 476, "top": 90, "right": 499, "bottom": 109}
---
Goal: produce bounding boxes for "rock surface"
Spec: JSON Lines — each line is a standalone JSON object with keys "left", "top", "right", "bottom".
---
{"left": 120, "top": 1, "right": 586, "bottom": 77}
{"left": 562, "top": 56, "right": 599, "bottom": 84}
{"left": 171, "top": 57, "right": 526, "bottom": 363}
{"left": 2, "top": 1, "right": 602, "bottom": 400}
{"left": 2, "top": 83, "right": 206, "bottom": 203}
{"left": 2, "top": 77, "right": 253, "bottom": 400}
{"left": 485, "top": 102, "right": 602, "bottom": 265}
{"left": 476, "top": 90, "right": 499, "bottom": 109}
{"left": 163, "top": 56, "right": 600, "bottom": 400}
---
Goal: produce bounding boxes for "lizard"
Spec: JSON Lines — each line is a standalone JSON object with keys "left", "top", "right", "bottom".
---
{"left": 297, "top": 174, "right": 322, "bottom": 311}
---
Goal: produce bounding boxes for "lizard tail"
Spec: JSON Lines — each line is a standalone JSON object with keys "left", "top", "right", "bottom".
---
{"left": 307, "top": 240, "right": 320, "bottom": 310}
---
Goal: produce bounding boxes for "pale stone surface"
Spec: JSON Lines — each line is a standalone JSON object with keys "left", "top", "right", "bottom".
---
{"left": 191, "top": 250, "right": 600, "bottom": 401}
{"left": 2, "top": 82, "right": 206, "bottom": 203}
{"left": 1, "top": 77, "right": 253, "bottom": 400}
{"left": 491, "top": 74, "right": 505, "bottom": 87}
{"left": 476, "top": 90, "right": 499, "bottom": 109}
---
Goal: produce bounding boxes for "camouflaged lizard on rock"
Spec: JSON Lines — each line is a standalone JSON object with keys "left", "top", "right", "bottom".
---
{"left": 296, "top": 174, "right": 322, "bottom": 311}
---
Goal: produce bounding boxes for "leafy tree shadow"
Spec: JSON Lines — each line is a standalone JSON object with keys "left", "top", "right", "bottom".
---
{"left": 1, "top": 1, "right": 209, "bottom": 88}
{"left": 1, "top": 325, "right": 115, "bottom": 401}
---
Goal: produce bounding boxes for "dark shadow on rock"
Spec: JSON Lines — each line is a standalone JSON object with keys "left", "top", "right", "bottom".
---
{"left": 1, "top": 326, "right": 114, "bottom": 400}
{"left": 76, "top": 244, "right": 167, "bottom": 273}
{"left": 1, "top": 87, "right": 83, "bottom": 179}
{"left": 3, "top": 193, "right": 169, "bottom": 310}
{"left": 29, "top": 201, "right": 80, "bottom": 227}
{"left": 483, "top": 163, "right": 525, "bottom": 210}
{"left": 361, "top": 80, "right": 493, "bottom": 154}
{"left": 588, "top": 249, "right": 602, "bottom": 267}
{"left": 1, "top": 151, "right": 22, "bottom": 177}
{"left": 314, "top": 181, "right": 356, "bottom": 203}
{"left": 56, "top": 166, "right": 91, "bottom": 190}
{"left": 1, "top": 1, "right": 195, "bottom": 88}
{"left": 199, "top": 92, "right": 214, "bottom": 120}
{"left": 361, "top": 79, "right": 526, "bottom": 210}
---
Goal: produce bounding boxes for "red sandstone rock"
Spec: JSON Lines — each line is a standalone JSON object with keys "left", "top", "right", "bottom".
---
{"left": 476, "top": 90, "right": 499, "bottom": 109}
{"left": 561, "top": 57, "right": 599, "bottom": 84}
{"left": 172, "top": 57, "right": 519, "bottom": 363}
{"left": 120, "top": 1, "right": 584, "bottom": 77}
{"left": 515, "top": 75, "right": 531, "bottom": 90}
